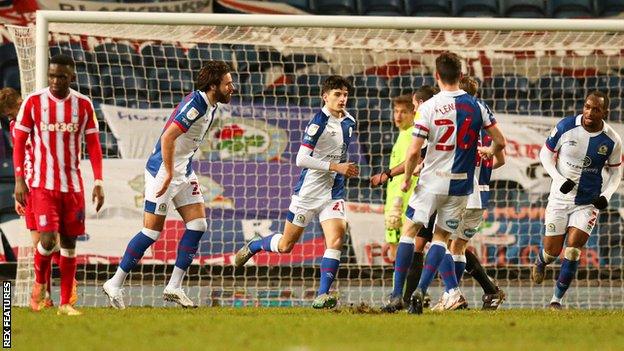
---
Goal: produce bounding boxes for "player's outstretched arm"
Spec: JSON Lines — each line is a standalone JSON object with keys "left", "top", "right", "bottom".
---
{"left": 370, "top": 162, "right": 406, "bottom": 187}
{"left": 401, "top": 136, "right": 424, "bottom": 192}
{"left": 156, "top": 123, "right": 185, "bottom": 198}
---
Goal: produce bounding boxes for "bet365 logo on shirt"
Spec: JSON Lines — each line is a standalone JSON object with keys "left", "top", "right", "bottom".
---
{"left": 40, "top": 122, "right": 79, "bottom": 132}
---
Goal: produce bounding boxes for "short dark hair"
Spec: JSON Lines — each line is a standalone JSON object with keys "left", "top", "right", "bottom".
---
{"left": 587, "top": 90, "right": 609, "bottom": 110}
{"left": 413, "top": 85, "right": 438, "bottom": 102}
{"left": 436, "top": 52, "right": 462, "bottom": 85}
{"left": 460, "top": 76, "right": 479, "bottom": 96}
{"left": 0, "top": 87, "right": 20, "bottom": 115}
{"left": 49, "top": 54, "right": 75, "bottom": 68}
{"left": 321, "top": 75, "right": 351, "bottom": 95}
{"left": 195, "top": 60, "right": 232, "bottom": 92}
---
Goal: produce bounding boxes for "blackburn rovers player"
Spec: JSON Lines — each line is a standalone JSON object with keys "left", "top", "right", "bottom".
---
{"left": 234, "top": 75, "right": 359, "bottom": 309}
{"left": 383, "top": 53, "right": 506, "bottom": 314}
{"left": 103, "top": 61, "right": 235, "bottom": 309}
{"left": 433, "top": 76, "right": 507, "bottom": 311}
{"left": 532, "top": 91, "right": 622, "bottom": 309}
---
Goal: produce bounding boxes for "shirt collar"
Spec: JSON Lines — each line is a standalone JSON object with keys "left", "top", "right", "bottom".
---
{"left": 46, "top": 87, "right": 72, "bottom": 103}
{"left": 322, "top": 106, "right": 354, "bottom": 121}
{"left": 575, "top": 114, "right": 607, "bottom": 134}
{"left": 438, "top": 89, "right": 467, "bottom": 97}
{"left": 198, "top": 90, "right": 215, "bottom": 109}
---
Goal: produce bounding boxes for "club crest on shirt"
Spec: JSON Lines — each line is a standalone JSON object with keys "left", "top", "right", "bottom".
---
{"left": 306, "top": 124, "right": 319, "bottom": 136}
{"left": 158, "top": 203, "right": 168, "bottom": 213}
{"left": 582, "top": 156, "right": 592, "bottom": 168}
{"left": 547, "top": 223, "right": 556, "bottom": 232}
{"left": 295, "top": 214, "right": 306, "bottom": 224}
{"left": 186, "top": 107, "right": 199, "bottom": 121}
{"left": 598, "top": 144, "right": 608, "bottom": 155}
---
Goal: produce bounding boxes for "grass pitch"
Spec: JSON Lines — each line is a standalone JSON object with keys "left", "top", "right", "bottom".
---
{"left": 12, "top": 307, "right": 624, "bottom": 351}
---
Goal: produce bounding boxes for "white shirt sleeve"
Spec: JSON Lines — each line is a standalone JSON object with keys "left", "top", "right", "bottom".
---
{"left": 296, "top": 145, "right": 330, "bottom": 171}
{"left": 539, "top": 144, "right": 566, "bottom": 183}
{"left": 603, "top": 138, "right": 623, "bottom": 201}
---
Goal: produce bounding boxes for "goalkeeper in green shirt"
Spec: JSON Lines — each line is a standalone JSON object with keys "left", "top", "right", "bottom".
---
{"left": 370, "top": 86, "right": 437, "bottom": 260}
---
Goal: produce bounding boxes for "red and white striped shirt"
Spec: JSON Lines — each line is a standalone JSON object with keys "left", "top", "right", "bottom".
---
{"left": 14, "top": 88, "right": 100, "bottom": 193}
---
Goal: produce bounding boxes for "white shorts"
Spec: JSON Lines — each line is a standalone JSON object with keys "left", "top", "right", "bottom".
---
{"left": 287, "top": 196, "right": 346, "bottom": 228}
{"left": 405, "top": 188, "right": 467, "bottom": 233}
{"left": 451, "top": 208, "right": 484, "bottom": 241}
{"left": 144, "top": 170, "right": 204, "bottom": 216}
{"left": 544, "top": 199, "right": 599, "bottom": 236}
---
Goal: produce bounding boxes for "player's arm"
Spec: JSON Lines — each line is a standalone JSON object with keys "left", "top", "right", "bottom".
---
{"left": 84, "top": 104, "right": 105, "bottom": 211}
{"left": 295, "top": 145, "right": 358, "bottom": 178}
{"left": 156, "top": 123, "right": 185, "bottom": 197}
{"left": 492, "top": 148, "right": 506, "bottom": 169}
{"left": 401, "top": 106, "right": 430, "bottom": 192}
{"left": 482, "top": 124, "right": 506, "bottom": 155}
{"left": 401, "top": 136, "right": 425, "bottom": 193}
{"left": 540, "top": 120, "right": 576, "bottom": 193}
{"left": 478, "top": 101, "right": 506, "bottom": 158}
{"left": 12, "top": 98, "right": 33, "bottom": 207}
{"left": 592, "top": 140, "right": 622, "bottom": 210}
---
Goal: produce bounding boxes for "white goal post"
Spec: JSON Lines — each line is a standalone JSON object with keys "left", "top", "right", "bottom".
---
{"left": 4, "top": 11, "right": 623, "bottom": 309}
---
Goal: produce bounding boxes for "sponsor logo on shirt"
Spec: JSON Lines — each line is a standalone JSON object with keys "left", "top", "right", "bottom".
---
{"left": 40, "top": 122, "right": 79, "bottom": 132}
{"left": 582, "top": 156, "right": 592, "bottom": 168}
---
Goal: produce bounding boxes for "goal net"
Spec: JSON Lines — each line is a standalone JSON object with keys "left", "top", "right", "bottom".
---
{"left": 5, "top": 13, "right": 624, "bottom": 309}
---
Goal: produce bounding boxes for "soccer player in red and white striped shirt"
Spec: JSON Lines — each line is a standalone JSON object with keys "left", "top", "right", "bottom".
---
{"left": 12, "top": 55, "right": 105, "bottom": 316}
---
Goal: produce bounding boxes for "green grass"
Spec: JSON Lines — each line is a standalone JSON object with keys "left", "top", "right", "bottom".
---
{"left": 11, "top": 307, "right": 624, "bottom": 351}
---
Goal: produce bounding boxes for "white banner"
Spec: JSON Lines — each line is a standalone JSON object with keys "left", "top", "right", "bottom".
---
{"left": 36, "top": 0, "right": 212, "bottom": 12}
{"left": 100, "top": 104, "right": 170, "bottom": 159}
